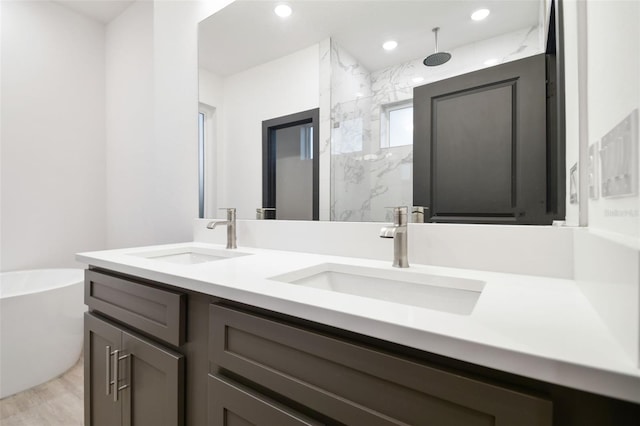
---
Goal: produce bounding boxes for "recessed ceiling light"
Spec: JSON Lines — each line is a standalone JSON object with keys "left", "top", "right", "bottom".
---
{"left": 382, "top": 40, "right": 398, "bottom": 51}
{"left": 412, "top": 76, "right": 424, "bottom": 83}
{"left": 471, "top": 8, "right": 490, "bottom": 21}
{"left": 274, "top": 4, "right": 292, "bottom": 18}
{"left": 484, "top": 58, "right": 498, "bottom": 66}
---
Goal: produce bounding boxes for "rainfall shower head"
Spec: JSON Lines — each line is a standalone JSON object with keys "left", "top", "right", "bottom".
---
{"left": 423, "top": 27, "right": 451, "bottom": 67}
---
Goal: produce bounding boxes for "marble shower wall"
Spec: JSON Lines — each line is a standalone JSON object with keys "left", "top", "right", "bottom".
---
{"left": 330, "top": 26, "right": 542, "bottom": 222}
{"left": 331, "top": 40, "right": 413, "bottom": 222}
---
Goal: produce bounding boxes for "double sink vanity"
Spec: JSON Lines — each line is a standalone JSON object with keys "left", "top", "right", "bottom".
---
{"left": 78, "top": 222, "right": 640, "bottom": 425}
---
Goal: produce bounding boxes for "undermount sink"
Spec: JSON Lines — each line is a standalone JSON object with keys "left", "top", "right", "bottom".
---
{"left": 129, "top": 246, "right": 250, "bottom": 265}
{"left": 270, "top": 263, "right": 485, "bottom": 315}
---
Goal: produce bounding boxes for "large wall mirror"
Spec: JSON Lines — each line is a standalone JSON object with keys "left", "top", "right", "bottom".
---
{"left": 198, "top": 0, "right": 557, "bottom": 222}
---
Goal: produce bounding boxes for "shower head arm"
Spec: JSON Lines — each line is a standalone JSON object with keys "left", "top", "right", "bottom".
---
{"left": 423, "top": 26, "right": 451, "bottom": 67}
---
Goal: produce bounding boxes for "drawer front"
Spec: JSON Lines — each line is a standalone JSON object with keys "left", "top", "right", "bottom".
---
{"left": 208, "top": 374, "right": 323, "bottom": 426}
{"left": 85, "top": 270, "right": 185, "bottom": 346}
{"left": 210, "top": 304, "right": 552, "bottom": 426}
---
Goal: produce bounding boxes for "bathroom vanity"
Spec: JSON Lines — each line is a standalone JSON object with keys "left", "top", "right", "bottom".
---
{"left": 79, "top": 243, "right": 640, "bottom": 426}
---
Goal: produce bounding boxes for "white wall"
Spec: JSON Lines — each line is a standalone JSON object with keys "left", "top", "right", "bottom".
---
{"left": 0, "top": 0, "right": 106, "bottom": 271}
{"left": 195, "top": 219, "right": 574, "bottom": 279}
{"left": 584, "top": 0, "right": 640, "bottom": 244}
{"left": 199, "top": 68, "right": 224, "bottom": 109}
{"left": 569, "top": 0, "right": 640, "bottom": 366}
{"left": 105, "top": 0, "right": 155, "bottom": 249}
{"left": 218, "top": 44, "right": 320, "bottom": 219}
{"left": 0, "top": 0, "right": 233, "bottom": 268}
{"left": 152, "top": 0, "right": 205, "bottom": 243}
{"left": 105, "top": 0, "right": 231, "bottom": 248}
{"left": 563, "top": 0, "right": 581, "bottom": 226}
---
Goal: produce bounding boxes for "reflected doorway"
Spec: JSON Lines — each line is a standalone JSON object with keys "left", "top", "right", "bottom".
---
{"left": 262, "top": 108, "right": 319, "bottom": 220}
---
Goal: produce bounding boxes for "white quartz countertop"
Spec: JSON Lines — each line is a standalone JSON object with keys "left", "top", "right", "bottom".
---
{"left": 77, "top": 242, "right": 640, "bottom": 404}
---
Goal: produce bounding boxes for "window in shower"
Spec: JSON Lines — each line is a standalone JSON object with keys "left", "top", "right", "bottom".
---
{"left": 381, "top": 101, "right": 413, "bottom": 148}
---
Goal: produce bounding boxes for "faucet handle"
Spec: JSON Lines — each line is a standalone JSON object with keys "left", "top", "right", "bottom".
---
{"left": 385, "top": 206, "right": 408, "bottom": 213}
{"left": 384, "top": 206, "right": 408, "bottom": 226}
{"left": 256, "top": 207, "right": 276, "bottom": 220}
{"left": 411, "top": 206, "right": 429, "bottom": 223}
{"left": 218, "top": 207, "right": 236, "bottom": 220}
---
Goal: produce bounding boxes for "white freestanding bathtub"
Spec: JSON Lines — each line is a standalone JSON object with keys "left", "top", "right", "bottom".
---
{"left": 0, "top": 269, "right": 85, "bottom": 399}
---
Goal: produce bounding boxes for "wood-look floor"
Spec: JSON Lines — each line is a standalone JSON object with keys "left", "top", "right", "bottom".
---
{"left": 0, "top": 356, "right": 83, "bottom": 426}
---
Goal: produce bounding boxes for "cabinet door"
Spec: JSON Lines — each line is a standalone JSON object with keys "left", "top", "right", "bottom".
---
{"left": 413, "top": 54, "right": 552, "bottom": 224}
{"left": 121, "top": 330, "right": 184, "bottom": 426}
{"left": 84, "top": 313, "right": 123, "bottom": 426}
{"left": 208, "top": 374, "right": 323, "bottom": 426}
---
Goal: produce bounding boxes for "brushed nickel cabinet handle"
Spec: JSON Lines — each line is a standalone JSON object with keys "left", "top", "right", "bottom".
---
{"left": 112, "top": 350, "right": 120, "bottom": 402}
{"left": 112, "top": 350, "right": 130, "bottom": 402}
{"left": 105, "top": 346, "right": 112, "bottom": 396}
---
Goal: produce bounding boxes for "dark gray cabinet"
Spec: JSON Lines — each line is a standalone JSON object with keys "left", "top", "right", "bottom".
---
{"left": 209, "top": 304, "right": 553, "bottom": 426}
{"left": 413, "top": 54, "right": 560, "bottom": 225}
{"left": 83, "top": 267, "right": 640, "bottom": 426}
{"left": 84, "top": 313, "right": 184, "bottom": 426}
{"left": 85, "top": 312, "right": 123, "bottom": 426}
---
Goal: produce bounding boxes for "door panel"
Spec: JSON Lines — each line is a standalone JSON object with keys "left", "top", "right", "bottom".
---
{"left": 414, "top": 54, "right": 551, "bottom": 224}
{"left": 84, "top": 313, "right": 123, "bottom": 426}
{"left": 433, "top": 82, "right": 515, "bottom": 214}
{"left": 122, "top": 330, "right": 184, "bottom": 426}
{"left": 274, "top": 124, "right": 314, "bottom": 220}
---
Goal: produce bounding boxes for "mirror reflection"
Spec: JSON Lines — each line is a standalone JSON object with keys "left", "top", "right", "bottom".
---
{"left": 198, "top": 0, "right": 547, "bottom": 221}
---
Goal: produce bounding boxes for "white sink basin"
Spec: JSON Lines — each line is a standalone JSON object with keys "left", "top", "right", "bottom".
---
{"left": 271, "top": 263, "right": 485, "bottom": 315}
{"left": 129, "top": 246, "right": 250, "bottom": 265}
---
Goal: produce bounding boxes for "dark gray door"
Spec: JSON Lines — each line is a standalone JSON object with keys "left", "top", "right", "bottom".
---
{"left": 262, "top": 108, "right": 320, "bottom": 220}
{"left": 274, "top": 124, "right": 314, "bottom": 220}
{"left": 122, "top": 330, "right": 184, "bottom": 426}
{"left": 84, "top": 313, "right": 123, "bottom": 426}
{"left": 413, "top": 54, "right": 553, "bottom": 224}
{"left": 85, "top": 313, "right": 184, "bottom": 426}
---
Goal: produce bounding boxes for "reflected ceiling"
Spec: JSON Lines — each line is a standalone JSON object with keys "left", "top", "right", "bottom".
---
{"left": 199, "top": 0, "right": 542, "bottom": 76}
{"left": 53, "top": 0, "right": 135, "bottom": 23}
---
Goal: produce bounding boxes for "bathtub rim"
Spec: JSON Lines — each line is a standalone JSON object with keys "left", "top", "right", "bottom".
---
{"left": 0, "top": 268, "right": 84, "bottom": 299}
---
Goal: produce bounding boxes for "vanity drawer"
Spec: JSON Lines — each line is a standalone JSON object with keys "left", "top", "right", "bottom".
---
{"left": 208, "top": 373, "right": 323, "bottom": 426}
{"left": 209, "top": 304, "right": 552, "bottom": 426}
{"left": 85, "top": 270, "right": 185, "bottom": 346}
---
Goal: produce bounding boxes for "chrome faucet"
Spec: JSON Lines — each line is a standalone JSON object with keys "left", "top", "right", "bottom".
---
{"left": 207, "top": 208, "right": 237, "bottom": 249}
{"left": 380, "top": 206, "right": 409, "bottom": 268}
